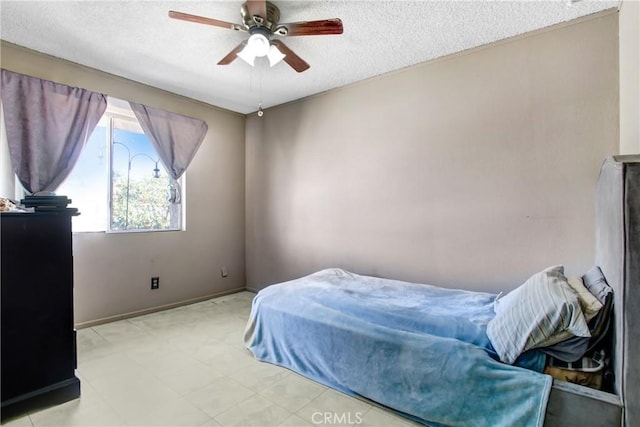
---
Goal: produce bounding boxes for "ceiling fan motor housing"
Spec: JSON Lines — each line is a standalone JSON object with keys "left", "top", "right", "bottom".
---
{"left": 248, "top": 26, "right": 271, "bottom": 40}
{"left": 241, "top": 1, "right": 280, "bottom": 30}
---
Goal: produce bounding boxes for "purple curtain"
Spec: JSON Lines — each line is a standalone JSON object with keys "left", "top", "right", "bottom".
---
{"left": 0, "top": 69, "right": 107, "bottom": 194}
{"left": 128, "top": 101, "right": 208, "bottom": 182}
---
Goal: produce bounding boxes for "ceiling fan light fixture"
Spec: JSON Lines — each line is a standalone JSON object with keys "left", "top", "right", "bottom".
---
{"left": 267, "top": 45, "right": 286, "bottom": 67}
{"left": 237, "top": 32, "right": 270, "bottom": 65}
{"left": 247, "top": 33, "right": 270, "bottom": 57}
{"left": 236, "top": 45, "right": 256, "bottom": 66}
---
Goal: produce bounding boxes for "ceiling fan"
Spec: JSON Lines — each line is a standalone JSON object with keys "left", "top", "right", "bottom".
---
{"left": 168, "top": 0, "right": 343, "bottom": 73}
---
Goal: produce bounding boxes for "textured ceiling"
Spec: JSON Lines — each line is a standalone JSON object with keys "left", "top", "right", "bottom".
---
{"left": 0, "top": 0, "right": 619, "bottom": 114}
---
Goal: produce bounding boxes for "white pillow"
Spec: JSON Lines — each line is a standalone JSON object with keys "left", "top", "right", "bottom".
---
{"left": 487, "top": 266, "right": 591, "bottom": 364}
{"left": 567, "top": 276, "right": 603, "bottom": 322}
{"left": 582, "top": 266, "right": 613, "bottom": 304}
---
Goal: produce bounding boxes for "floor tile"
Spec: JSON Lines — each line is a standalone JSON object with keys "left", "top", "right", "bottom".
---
{"left": 73, "top": 379, "right": 107, "bottom": 409}
{"left": 75, "top": 328, "right": 121, "bottom": 363}
{"left": 28, "top": 399, "right": 124, "bottom": 427}
{"left": 76, "top": 327, "right": 109, "bottom": 352}
{"left": 278, "top": 414, "right": 314, "bottom": 427}
{"left": 128, "top": 311, "right": 186, "bottom": 333}
{"left": 158, "top": 361, "right": 226, "bottom": 396}
{"left": 185, "top": 377, "right": 255, "bottom": 418}
{"left": 120, "top": 397, "right": 212, "bottom": 426}
{"left": 198, "top": 346, "right": 257, "bottom": 374}
{"left": 127, "top": 348, "right": 198, "bottom": 377}
{"left": 229, "top": 359, "right": 291, "bottom": 392}
{"left": 77, "top": 352, "right": 144, "bottom": 382}
{"left": 91, "top": 376, "right": 182, "bottom": 423}
{"left": 198, "top": 418, "right": 223, "bottom": 426}
{"left": 214, "top": 394, "right": 291, "bottom": 426}
{"left": 92, "top": 320, "right": 147, "bottom": 343}
{"left": 190, "top": 341, "right": 243, "bottom": 364}
{"left": 260, "top": 372, "right": 327, "bottom": 412}
{"left": 83, "top": 361, "right": 157, "bottom": 397}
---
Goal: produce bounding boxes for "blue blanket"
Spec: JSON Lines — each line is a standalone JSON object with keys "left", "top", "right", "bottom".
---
{"left": 244, "top": 268, "right": 552, "bottom": 427}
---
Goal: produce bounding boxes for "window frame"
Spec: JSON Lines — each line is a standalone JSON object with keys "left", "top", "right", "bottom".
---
{"left": 105, "top": 109, "right": 183, "bottom": 234}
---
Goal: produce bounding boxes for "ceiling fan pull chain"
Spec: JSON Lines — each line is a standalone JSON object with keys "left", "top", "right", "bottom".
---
{"left": 258, "top": 67, "right": 264, "bottom": 117}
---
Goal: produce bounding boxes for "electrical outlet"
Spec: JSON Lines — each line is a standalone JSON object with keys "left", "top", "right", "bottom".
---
{"left": 151, "top": 277, "right": 159, "bottom": 290}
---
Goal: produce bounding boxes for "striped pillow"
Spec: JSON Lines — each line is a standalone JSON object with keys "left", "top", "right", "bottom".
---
{"left": 567, "top": 276, "right": 602, "bottom": 322}
{"left": 487, "top": 266, "right": 591, "bottom": 364}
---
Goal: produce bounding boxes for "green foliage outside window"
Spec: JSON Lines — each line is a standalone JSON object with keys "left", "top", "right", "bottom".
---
{"left": 111, "top": 174, "right": 173, "bottom": 231}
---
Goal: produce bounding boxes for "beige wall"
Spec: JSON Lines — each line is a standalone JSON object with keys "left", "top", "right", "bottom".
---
{"left": 246, "top": 12, "right": 619, "bottom": 293}
{"left": 1, "top": 42, "right": 246, "bottom": 325}
{"left": 620, "top": 0, "right": 640, "bottom": 154}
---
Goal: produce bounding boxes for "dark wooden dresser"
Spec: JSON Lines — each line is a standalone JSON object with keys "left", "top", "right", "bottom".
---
{"left": 1, "top": 210, "right": 80, "bottom": 420}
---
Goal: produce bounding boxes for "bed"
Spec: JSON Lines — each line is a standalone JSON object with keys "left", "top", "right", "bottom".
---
{"left": 244, "top": 155, "right": 639, "bottom": 427}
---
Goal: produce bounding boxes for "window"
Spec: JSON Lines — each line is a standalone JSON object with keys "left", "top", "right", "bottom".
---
{"left": 57, "top": 101, "right": 183, "bottom": 233}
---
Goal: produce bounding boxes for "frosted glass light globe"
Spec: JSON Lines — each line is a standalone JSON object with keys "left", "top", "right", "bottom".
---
{"left": 248, "top": 34, "right": 270, "bottom": 57}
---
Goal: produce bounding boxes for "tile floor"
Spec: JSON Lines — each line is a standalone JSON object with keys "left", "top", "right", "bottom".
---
{"left": 2, "top": 292, "right": 420, "bottom": 427}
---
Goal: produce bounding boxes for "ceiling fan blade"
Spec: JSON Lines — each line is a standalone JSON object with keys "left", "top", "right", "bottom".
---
{"left": 274, "top": 18, "right": 343, "bottom": 36}
{"left": 217, "top": 41, "right": 248, "bottom": 65}
{"left": 270, "top": 40, "right": 310, "bottom": 73}
{"left": 168, "top": 10, "right": 244, "bottom": 31}
{"left": 246, "top": 0, "right": 267, "bottom": 21}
